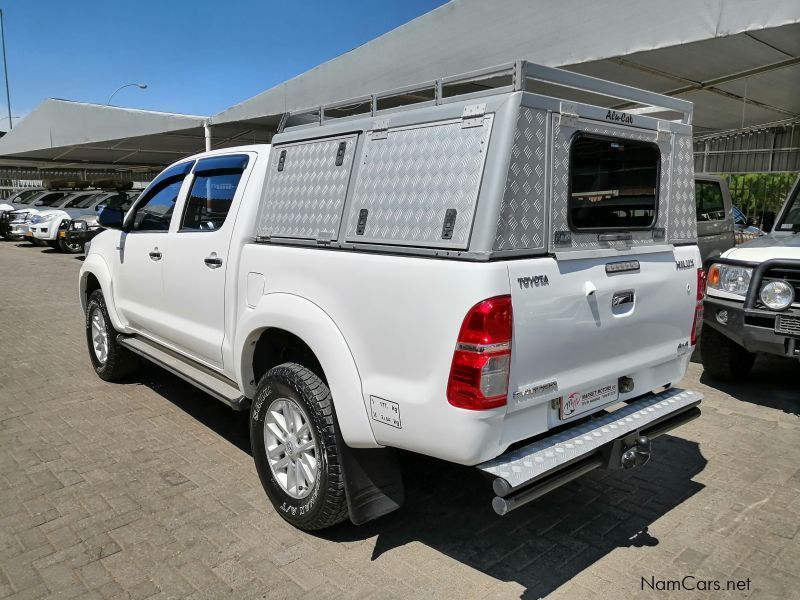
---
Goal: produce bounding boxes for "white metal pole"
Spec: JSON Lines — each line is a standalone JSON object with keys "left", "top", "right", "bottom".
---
{"left": 204, "top": 121, "right": 211, "bottom": 152}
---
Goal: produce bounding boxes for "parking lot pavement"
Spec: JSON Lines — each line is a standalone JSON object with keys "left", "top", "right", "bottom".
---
{"left": 0, "top": 240, "right": 798, "bottom": 600}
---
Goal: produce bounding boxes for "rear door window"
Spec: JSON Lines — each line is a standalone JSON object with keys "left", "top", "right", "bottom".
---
{"left": 695, "top": 181, "right": 726, "bottom": 221}
{"left": 569, "top": 135, "right": 660, "bottom": 230}
{"left": 180, "top": 155, "right": 248, "bottom": 232}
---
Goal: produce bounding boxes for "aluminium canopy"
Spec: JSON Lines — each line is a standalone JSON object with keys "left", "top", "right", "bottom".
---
{"left": 214, "top": 0, "right": 800, "bottom": 135}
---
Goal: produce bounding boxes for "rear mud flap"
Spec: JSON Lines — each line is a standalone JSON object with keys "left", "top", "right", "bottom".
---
{"left": 338, "top": 444, "right": 405, "bottom": 525}
{"left": 477, "top": 388, "right": 702, "bottom": 515}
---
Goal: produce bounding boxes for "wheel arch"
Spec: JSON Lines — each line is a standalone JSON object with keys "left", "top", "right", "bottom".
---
{"left": 79, "top": 255, "right": 126, "bottom": 332}
{"left": 236, "top": 293, "right": 378, "bottom": 448}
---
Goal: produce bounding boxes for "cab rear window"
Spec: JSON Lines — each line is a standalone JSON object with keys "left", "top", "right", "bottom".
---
{"left": 569, "top": 135, "right": 660, "bottom": 231}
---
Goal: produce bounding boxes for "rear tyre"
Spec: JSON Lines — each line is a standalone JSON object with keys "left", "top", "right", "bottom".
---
{"left": 700, "top": 324, "right": 755, "bottom": 381}
{"left": 85, "top": 290, "right": 139, "bottom": 381}
{"left": 58, "top": 237, "right": 84, "bottom": 253}
{"left": 250, "top": 363, "right": 348, "bottom": 530}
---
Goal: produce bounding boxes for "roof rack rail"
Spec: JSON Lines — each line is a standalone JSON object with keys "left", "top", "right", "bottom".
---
{"left": 279, "top": 60, "right": 693, "bottom": 132}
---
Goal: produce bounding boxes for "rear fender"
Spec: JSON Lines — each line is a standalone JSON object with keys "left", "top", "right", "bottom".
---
{"left": 236, "top": 293, "right": 378, "bottom": 448}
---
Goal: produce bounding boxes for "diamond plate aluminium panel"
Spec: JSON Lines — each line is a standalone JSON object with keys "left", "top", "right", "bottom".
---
{"left": 670, "top": 134, "right": 698, "bottom": 243}
{"left": 494, "top": 107, "right": 548, "bottom": 252}
{"left": 549, "top": 116, "right": 672, "bottom": 253}
{"left": 256, "top": 134, "right": 357, "bottom": 240}
{"left": 477, "top": 388, "right": 702, "bottom": 490}
{"left": 344, "top": 115, "right": 493, "bottom": 249}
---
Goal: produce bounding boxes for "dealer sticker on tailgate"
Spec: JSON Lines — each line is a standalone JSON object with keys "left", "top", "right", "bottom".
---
{"left": 560, "top": 382, "right": 618, "bottom": 420}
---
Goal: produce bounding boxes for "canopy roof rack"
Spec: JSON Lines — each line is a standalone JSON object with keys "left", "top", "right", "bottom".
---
{"left": 279, "top": 60, "right": 693, "bottom": 132}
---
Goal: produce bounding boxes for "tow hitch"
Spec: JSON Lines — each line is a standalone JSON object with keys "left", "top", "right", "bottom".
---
{"left": 604, "top": 434, "right": 651, "bottom": 470}
{"left": 478, "top": 388, "right": 701, "bottom": 516}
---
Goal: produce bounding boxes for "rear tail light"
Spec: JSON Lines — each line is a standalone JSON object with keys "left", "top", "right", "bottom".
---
{"left": 691, "top": 268, "right": 706, "bottom": 346}
{"left": 447, "top": 296, "right": 512, "bottom": 410}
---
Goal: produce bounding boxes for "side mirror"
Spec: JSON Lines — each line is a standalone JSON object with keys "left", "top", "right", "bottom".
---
{"left": 98, "top": 206, "right": 125, "bottom": 230}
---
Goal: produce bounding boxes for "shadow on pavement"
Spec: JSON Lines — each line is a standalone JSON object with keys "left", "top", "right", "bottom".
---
{"left": 699, "top": 354, "right": 799, "bottom": 416}
{"left": 138, "top": 363, "right": 707, "bottom": 599}
{"left": 137, "top": 364, "right": 251, "bottom": 453}
{"left": 320, "top": 438, "right": 705, "bottom": 599}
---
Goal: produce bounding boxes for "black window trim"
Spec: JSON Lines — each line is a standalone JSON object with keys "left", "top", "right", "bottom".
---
{"left": 566, "top": 132, "right": 661, "bottom": 233}
{"left": 177, "top": 154, "right": 250, "bottom": 233}
{"left": 125, "top": 161, "right": 194, "bottom": 233}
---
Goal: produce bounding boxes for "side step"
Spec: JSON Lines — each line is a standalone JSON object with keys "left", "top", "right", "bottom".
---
{"left": 478, "top": 388, "right": 702, "bottom": 515}
{"left": 118, "top": 335, "right": 248, "bottom": 411}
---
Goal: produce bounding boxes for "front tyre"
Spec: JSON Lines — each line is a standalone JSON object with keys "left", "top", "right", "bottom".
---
{"left": 85, "top": 289, "right": 139, "bottom": 381}
{"left": 250, "top": 363, "right": 348, "bottom": 530}
{"left": 700, "top": 324, "right": 755, "bottom": 381}
{"left": 58, "top": 237, "right": 84, "bottom": 253}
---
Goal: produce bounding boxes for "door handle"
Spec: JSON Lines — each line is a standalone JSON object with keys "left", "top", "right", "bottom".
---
{"left": 204, "top": 253, "right": 223, "bottom": 269}
{"left": 149, "top": 248, "right": 162, "bottom": 261}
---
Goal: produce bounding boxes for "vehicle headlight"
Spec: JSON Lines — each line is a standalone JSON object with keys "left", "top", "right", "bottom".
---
{"left": 760, "top": 280, "right": 795, "bottom": 311}
{"left": 41, "top": 214, "right": 57, "bottom": 222}
{"left": 73, "top": 221, "right": 87, "bottom": 230}
{"left": 707, "top": 264, "right": 753, "bottom": 296}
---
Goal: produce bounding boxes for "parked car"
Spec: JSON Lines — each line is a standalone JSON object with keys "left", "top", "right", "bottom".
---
{"left": 27, "top": 191, "right": 104, "bottom": 247}
{"left": 4, "top": 191, "right": 74, "bottom": 241}
{"left": 0, "top": 189, "right": 45, "bottom": 238}
{"left": 695, "top": 174, "right": 735, "bottom": 263}
{"left": 0, "top": 188, "right": 44, "bottom": 214}
{"left": 702, "top": 175, "right": 800, "bottom": 380}
{"left": 60, "top": 192, "right": 137, "bottom": 253}
{"left": 80, "top": 61, "right": 703, "bottom": 530}
{"left": 29, "top": 191, "right": 130, "bottom": 250}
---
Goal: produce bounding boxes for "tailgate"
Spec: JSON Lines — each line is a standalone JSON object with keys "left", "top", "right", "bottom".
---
{"left": 507, "top": 249, "right": 697, "bottom": 420}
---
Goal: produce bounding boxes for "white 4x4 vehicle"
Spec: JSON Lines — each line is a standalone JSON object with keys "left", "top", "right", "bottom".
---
{"left": 701, "top": 176, "right": 800, "bottom": 379}
{"left": 80, "top": 62, "right": 704, "bottom": 530}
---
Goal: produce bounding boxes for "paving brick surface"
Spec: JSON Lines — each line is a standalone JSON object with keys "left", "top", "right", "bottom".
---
{"left": 0, "top": 240, "right": 798, "bottom": 599}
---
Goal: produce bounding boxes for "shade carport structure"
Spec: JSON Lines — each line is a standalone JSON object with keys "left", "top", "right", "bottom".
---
{"left": 0, "top": 99, "right": 271, "bottom": 171}
{"left": 213, "top": 0, "right": 800, "bottom": 144}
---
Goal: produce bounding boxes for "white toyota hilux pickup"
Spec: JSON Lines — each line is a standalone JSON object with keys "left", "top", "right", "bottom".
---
{"left": 80, "top": 62, "right": 704, "bottom": 530}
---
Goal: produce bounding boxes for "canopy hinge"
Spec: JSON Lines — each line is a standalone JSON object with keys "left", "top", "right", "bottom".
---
{"left": 557, "top": 102, "right": 579, "bottom": 128}
{"left": 372, "top": 119, "right": 389, "bottom": 140}
{"left": 461, "top": 103, "right": 486, "bottom": 128}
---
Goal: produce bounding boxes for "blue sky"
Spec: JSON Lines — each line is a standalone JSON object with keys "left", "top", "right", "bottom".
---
{"left": 3, "top": 0, "right": 447, "bottom": 125}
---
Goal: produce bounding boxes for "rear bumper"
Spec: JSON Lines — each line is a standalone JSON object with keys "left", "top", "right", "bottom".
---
{"left": 478, "top": 388, "right": 702, "bottom": 514}
{"left": 704, "top": 296, "right": 800, "bottom": 357}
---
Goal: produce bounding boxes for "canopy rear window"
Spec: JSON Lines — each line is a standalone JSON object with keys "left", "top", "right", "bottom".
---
{"left": 569, "top": 135, "right": 660, "bottom": 231}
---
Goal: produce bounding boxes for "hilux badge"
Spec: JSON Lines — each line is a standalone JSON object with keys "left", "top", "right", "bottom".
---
{"left": 675, "top": 259, "right": 695, "bottom": 270}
